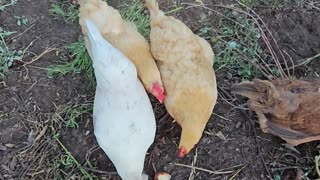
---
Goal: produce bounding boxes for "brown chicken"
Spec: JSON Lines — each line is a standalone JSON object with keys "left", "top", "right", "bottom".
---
{"left": 78, "top": 0, "right": 164, "bottom": 102}
{"left": 145, "top": 0, "right": 218, "bottom": 157}
{"left": 231, "top": 78, "right": 320, "bottom": 146}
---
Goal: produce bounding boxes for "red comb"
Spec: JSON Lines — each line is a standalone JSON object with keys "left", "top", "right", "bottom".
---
{"left": 179, "top": 146, "right": 186, "bottom": 158}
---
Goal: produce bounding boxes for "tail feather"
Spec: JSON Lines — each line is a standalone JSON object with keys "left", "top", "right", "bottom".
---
{"left": 145, "top": 0, "right": 159, "bottom": 15}
{"left": 230, "top": 81, "right": 263, "bottom": 100}
{"left": 85, "top": 19, "right": 104, "bottom": 44}
{"left": 267, "top": 121, "right": 310, "bottom": 140}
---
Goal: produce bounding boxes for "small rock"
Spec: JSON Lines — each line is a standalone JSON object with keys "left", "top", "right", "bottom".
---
{"left": 154, "top": 172, "right": 171, "bottom": 180}
{"left": 4, "top": 144, "right": 15, "bottom": 148}
{"left": 85, "top": 130, "right": 90, "bottom": 136}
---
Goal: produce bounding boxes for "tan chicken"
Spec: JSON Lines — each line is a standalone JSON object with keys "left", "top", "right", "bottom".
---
{"left": 78, "top": 0, "right": 164, "bottom": 102}
{"left": 145, "top": 0, "right": 218, "bottom": 157}
{"left": 231, "top": 78, "right": 320, "bottom": 146}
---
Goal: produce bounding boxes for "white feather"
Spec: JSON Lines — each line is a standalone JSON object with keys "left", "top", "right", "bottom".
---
{"left": 85, "top": 19, "right": 156, "bottom": 180}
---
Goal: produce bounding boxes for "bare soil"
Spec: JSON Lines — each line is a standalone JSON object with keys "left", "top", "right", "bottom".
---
{"left": 0, "top": 0, "right": 319, "bottom": 179}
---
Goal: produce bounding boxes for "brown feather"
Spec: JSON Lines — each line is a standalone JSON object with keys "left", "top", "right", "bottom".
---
{"left": 232, "top": 78, "right": 320, "bottom": 146}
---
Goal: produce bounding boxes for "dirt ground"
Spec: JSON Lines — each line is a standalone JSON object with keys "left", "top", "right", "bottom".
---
{"left": 0, "top": 0, "right": 320, "bottom": 179}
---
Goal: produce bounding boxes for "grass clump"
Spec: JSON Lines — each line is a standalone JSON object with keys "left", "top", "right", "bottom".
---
{"left": 0, "top": 27, "right": 22, "bottom": 78}
{"left": 47, "top": 38, "right": 94, "bottom": 82}
{"left": 64, "top": 104, "right": 93, "bottom": 128}
{"left": 120, "top": 0, "right": 150, "bottom": 39}
{"left": 50, "top": 125, "right": 97, "bottom": 180}
{"left": 49, "top": 1, "right": 79, "bottom": 23}
{"left": 210, "top": 11, "right": 269, "bottom": 80}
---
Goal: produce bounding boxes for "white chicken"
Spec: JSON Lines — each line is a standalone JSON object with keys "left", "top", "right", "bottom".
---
{"left": 84, "top": 19, "right": 156, "bottom": 180}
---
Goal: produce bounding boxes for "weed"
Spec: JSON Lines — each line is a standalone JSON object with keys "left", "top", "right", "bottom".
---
{"left": 210, "top": 10, "right": 270, "bottom": 80}
{"left": 64, "top": 104, "right": 93, "bottom": 128}
{"left": 47, "top": 38, "right": 94, "bottom": 82}
{"left": 120, "top": 0, "right": 150, "bottom": 39}
{"left": 0, "top": 0, "right": 17, "bottom": 11}
{"left": 50, "top": 125, "right": 97, "bottom": 180}
{"left": 14, "top": 16, "right": 28, "bottom": 26}
{"left": 0, "top": 27, "right": 23, "bottom": 78}
{"left": 49, "top": 1, "right": 79, "bottom": 23}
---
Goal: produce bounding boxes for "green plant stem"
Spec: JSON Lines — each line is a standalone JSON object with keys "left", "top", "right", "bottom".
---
{"left": 50, "top": 125, "right": 93, "bottom": 179}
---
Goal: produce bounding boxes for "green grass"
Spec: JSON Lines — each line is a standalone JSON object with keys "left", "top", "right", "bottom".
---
{"left": 47, "top": 38, "right": 94, "bottom": 82}
{"left": 64, "top": 104, "right": 93, "bottom": 128}
{"left": 0, "top": 27, "right": 23, "bottom": 78}
{"left": 210, "top": 10, "right": 274, "bottom": 80}
{"left": 49, "top": 1, "right": 79, "bottom": 23}
{"left": 50, "top": 125, "right": 97, "bottom": 180}
{"left": 120, "top": 0, "right": 151, "bottom": 39}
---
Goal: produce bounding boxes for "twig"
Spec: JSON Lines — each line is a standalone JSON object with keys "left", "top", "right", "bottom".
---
{"left": 217, "top": 86, "right": 249, "bottom": 110}
{"left": 229, "top": 164, "right": 247, "bottom": 180}
{"left": 165, "top": 6, "right": 183, "bottom": 15}
{"left": 50, "top": 126, "right": 92, "bottom": 179}
{"left": 188, "top": 148, "right": 198, "bottom": 180}
{"left": 183, "top": 3, "right": 274, "bottom": 78}
{"left": 219, "top": 93, "right": 249, "bottom": 110}
{"left": 10, "top": 23, "right": 36, "bottom": 40}
{"left": 171, "top": 163, "right": 234, "bottom": 175}
{"left": 271, "top": 166, "right": 303, "bottom": 171}
{"left": 236, "top": 1, "right": 288, "bottom": 78}
{"left": 23, "top": 46, "right": 59, "bottom": 65}
{"left": 21, "top": 38, "right": 38, "bottom": 58}
{"left": 158, "top": 112, "right": 170, "bottom": 123}
{"left": 315, "top": 154, "right": 320, "bottom": 178}
{"left": 289, "top": 53, "right": 320, "bottom": 69}
{"left": 82, "top": 167, "right": 117, "bottom": 175}
{"left": 282, "top": 50, "right": 295, "bottom": 77}
{"left": 212, "top": 113, "right": 232, "bottom": 122}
